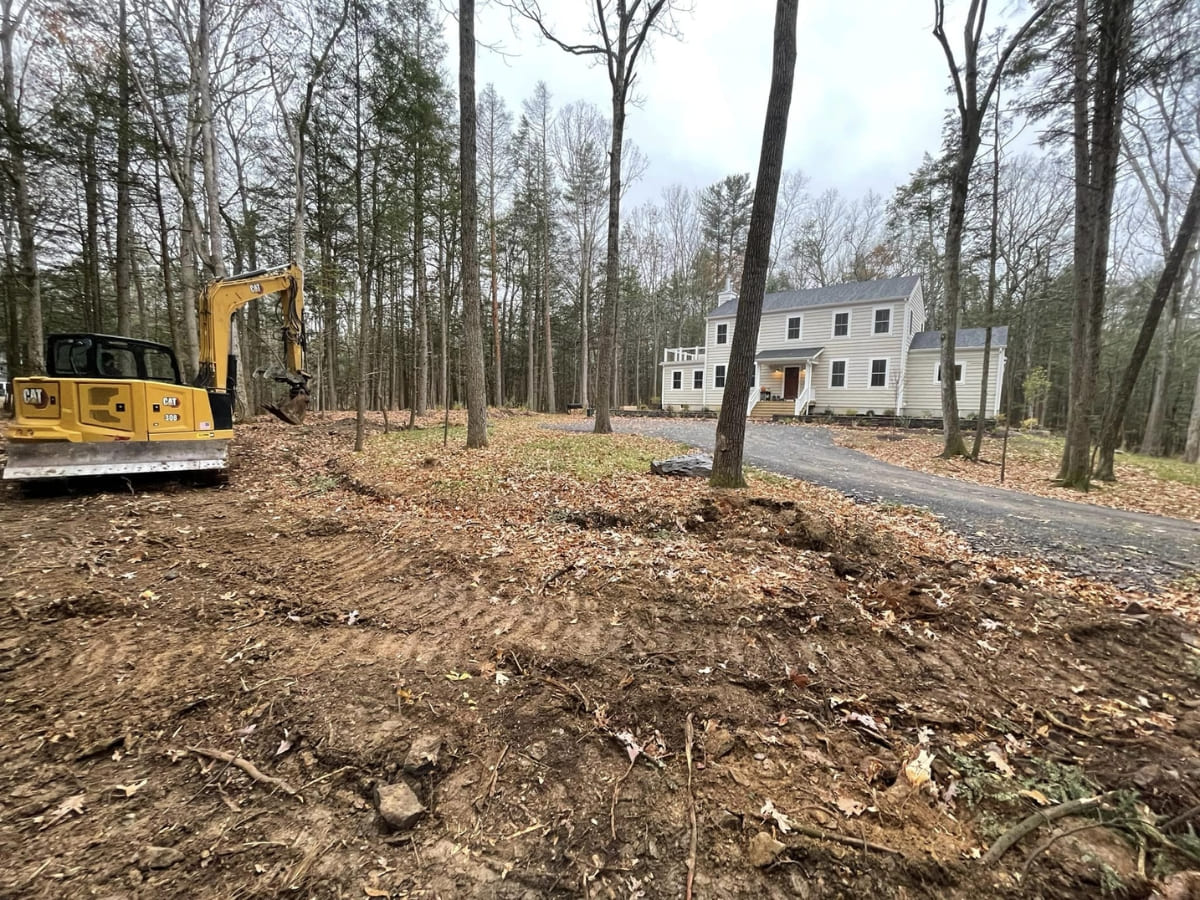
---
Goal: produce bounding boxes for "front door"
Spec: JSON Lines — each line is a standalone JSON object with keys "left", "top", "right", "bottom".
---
{"left": 783, "top": 367, "right": 800, "bottom": 400}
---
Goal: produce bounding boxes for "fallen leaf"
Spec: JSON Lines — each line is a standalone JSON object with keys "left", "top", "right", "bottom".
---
{"left": 114, "top": 779, "right": 147, "bottom": 797}
{"left": 836, "top": 796, "right": 866, "bottom": 817}
{"left": 904, "top": 749, "right": 934, "bottom": 789}
{"left": 445, "top": 671, "right": 471, "bottom": 681}
{"left": 1019, "top": 788, "right": 1051, "bottom": 806}
{"left": 984, "top": 743, "right": 1015, "bottom": 778}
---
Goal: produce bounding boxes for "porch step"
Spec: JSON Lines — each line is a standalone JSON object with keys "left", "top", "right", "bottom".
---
{"left": 749, "top": 400, "right": 795, "bottom": 420}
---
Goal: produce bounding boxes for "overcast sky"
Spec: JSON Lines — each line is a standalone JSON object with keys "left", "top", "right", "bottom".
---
{"left": 443, "top": 2, "right": 959, "bottom": 208}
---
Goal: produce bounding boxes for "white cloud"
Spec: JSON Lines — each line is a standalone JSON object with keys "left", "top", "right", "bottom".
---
{"left": 446, "top": 1, "right": 964, "bottom": 205}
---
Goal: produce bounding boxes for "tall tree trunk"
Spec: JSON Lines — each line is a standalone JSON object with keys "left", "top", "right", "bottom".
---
{"left": 1, "top": 0, "right": 42, "bottom": 374}
{"left": 972, "top": 94, "right": 1002, "bottom": 460}
{"left": 489, "top": 169, "right": 503, "bottom": 406}
{"left": 1185, "top": 359, "right": 1200, "bottom": 464}
{"left": 1139, "top": 288, "right": 1180, "bottom": 456}
{"left": 413, "top": 148, "right": 429, "bottom": 416}
{"left": 542, "top": 211, "right": 555, "bottom": 412}
{"left": 580, "top": 243, "right": 590, "bottom": 408}
{"left": 83, "top": 127, "right": 102, "bottom": 331}
{"left": 153, "top": 167, "right": 180, "bottom": 354}
{"left": 593, "top": 86, "right": 625, "bottom": 434}
{"left": 1059, "top": 0, "right": 1132, "bottom": 488}
{"left": 460, "top": 0, "right": 488, "bottom": 447}
{"left": 1095, "top": 167, "right": 1200, "bottom": 479}
{"left": 711, "top": 0, "right": 797, "bottom": 487}
{"left": 115, "top": 0, "right": 133, "bottom": 336}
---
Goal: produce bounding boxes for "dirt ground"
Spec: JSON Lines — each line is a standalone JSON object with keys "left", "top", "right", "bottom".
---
{"left": 1, "top": 412, "right": 1198, "bottom": 899}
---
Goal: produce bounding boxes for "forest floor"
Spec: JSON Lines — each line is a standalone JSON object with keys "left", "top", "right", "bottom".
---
{"left": 830, "top": 427, "right": 1200, "bottom": 524}
{"left": 1, "top": 411, "right": 1199, "bottom": 899}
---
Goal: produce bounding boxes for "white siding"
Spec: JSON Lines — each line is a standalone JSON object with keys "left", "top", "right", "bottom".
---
{"left": 660, "top": 364, "right": 708, "bottom": 409}
{"left": 904, "top": 348, "right": 1005, "bottom": 417}
{"left": 799, "top": 300, "right": 907, "bottom": 414}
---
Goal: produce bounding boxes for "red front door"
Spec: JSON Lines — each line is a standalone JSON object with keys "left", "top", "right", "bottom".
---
{"left": 783, "top": 367, "right": 800, "bottom": 400}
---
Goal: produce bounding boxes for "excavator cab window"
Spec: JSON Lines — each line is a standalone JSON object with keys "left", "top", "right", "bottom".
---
{"left": 46, "top": 334, "right": 183, "bottom": 385}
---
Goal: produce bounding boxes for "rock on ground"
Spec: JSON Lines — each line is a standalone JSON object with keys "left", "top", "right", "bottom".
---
{"left": 650, "top": 453, "right": 712, "bottom": 477}
{"left": 747, "top": 831, "right": 785, "bottom": 868}
{"left": 374, "top": 782, "right": 425, "bottom": 831}
{"left": 403, "top": 733, "right": 443, "bottom": 774}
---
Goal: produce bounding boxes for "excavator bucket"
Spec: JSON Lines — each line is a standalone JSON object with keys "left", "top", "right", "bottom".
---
{"left": 264, "top": 390, "right": 309, "bottom": 426}
{"left": 2, "top": 439, "right": 229, "bottom": 481}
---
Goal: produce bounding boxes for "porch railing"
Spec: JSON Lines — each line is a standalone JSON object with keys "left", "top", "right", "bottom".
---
{"left": 793, "top": 383, "right": 812, "bottom": 416}
{"left": 662, "top": 346, "right": 705, "bottom": 363}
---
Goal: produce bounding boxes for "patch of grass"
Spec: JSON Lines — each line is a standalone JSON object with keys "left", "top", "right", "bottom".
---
{"left": 517, "top": 433, "right": 688, "bottom": 482}
{"left": 746, "top": 466, "right": 790, "bottom": 487}
{"left": 1123, "top": 452, "right": 1200, "bottom": 486}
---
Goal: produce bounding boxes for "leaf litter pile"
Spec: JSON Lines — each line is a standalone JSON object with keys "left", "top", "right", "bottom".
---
{"left": 1, "top": 412, "right": 1199, "bottom": 899}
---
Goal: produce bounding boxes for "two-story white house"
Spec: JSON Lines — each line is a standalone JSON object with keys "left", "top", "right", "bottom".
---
{"left": 659, "top": 276, "right": 1007, "bottom": 420}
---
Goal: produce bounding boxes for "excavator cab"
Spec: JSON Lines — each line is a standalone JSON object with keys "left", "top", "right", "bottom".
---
{"left": 48, "top": 334, "right": 183, "bottom": 385}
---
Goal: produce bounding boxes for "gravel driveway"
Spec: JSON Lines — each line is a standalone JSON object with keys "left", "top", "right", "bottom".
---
{"left": 596, "top": 418, "right": 1200, "bottom": 591}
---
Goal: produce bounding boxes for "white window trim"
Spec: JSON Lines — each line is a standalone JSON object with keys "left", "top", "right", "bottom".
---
{"left": 715, "top": 323, "right": 728, "bottom": 344}
{"left": 831, "top": 310, "right": 851, "bottom": 338}
{"left": 714, "top": 365, "right": 726, "bottom": 388}
{"left": 869, "top": 358, "right": 889, "bottom": 388}
{"left": 828, "top": 358, "right": 849, "bottom": 389}
{"left": 872, "top": 306, "right": 893, "bottom": 336}
{"left": 671, "top": 370, "right": 682, "bottom": 390}
{"left": 785, "top": 315, "right": 803, "bottom": 341}
{"left": 692, "top": 369, "right": 704, "bottom": 389}
{"left": 935, "top": 362, "right": 965, "bottom": 383}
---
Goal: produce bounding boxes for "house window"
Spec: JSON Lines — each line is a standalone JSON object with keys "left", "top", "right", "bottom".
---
{"left": 870, "top": 359, "right": 888, "bottom": 387}
{"left": 830, "top": 360, "right": 847, "bottom": 388}
{"left": 693, "top": 370, "right": 703, "bottom": 389}
{"left": 936, "top": 363, "right": 964, "bottom": 383}
{"left": 716, "top": 323, "right": 728, "bottom": 344}
{"left": 787, "top": 316, "right": 802, "bottom": 340}
{"left": 672, "top": 371, "right": 682, "bottom": 390}
{"left": 833, "top": 311, "right": 849, "bottom": 337}
{"left": 874, "top": 308, "right": 892, "bottom": 335}
{"left": 714, "top": 365, "right": 726, "bottom": 388}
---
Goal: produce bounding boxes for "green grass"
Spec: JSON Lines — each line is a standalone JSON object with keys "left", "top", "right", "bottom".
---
{"left": 517, "top": 433, "right": 688, "bottom": 482}
{"left": 1006, "top": 431, "right": 1199, "bottom": 486}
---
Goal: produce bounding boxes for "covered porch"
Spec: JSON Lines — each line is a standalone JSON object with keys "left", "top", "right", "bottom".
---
{"left": 748, "top": 348, "right": 823, "bottom": 418}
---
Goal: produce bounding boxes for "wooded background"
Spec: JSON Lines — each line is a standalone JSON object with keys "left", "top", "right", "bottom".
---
{"left": 1, "top": 0, "right": 1197, "bottom": 461}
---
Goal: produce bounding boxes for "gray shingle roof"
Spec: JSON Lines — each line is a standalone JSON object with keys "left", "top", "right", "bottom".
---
{"left": 755, "top": 347, "right": 824, "bottom": 362}
{"left": 709, "top": 275, "right": 920, "bottom": 318}
{"left": 909, "top": 326, "right": 1009, "bottom": 350}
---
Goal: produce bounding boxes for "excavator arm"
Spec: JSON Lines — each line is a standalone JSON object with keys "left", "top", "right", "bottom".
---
{"left": 196, "top": 263, "right": 310, "bottom": 424}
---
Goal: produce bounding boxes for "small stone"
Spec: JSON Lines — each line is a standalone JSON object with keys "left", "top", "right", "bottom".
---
{"left": 374, "top": 782, "right": 425, "bottom": 831}
{"left": 704, "top": 727, "right": 735, "bottom": 760}
{"left": 140, "top": 846, "right": 184, "bottom": 870}
{"left": 747, "top": 831, "right": 785, "bottom": 868}
{"left": 526, "top": 741, "right": 548, "bottom": 761}
{"left": 163, "top": 570, "right": 180, "bottom": 581}
{"left": 403, "top": 734, "right": 443, "bottom": 774}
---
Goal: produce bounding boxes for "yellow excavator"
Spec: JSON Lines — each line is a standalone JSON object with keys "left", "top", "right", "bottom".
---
{"left": 3, "top": 263, "right": 310, "bottom": 481}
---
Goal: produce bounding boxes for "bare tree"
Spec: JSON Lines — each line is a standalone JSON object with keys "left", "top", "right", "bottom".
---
{"left": 1, "top": 0, "right": 43, "bottom": 373}
{"left": 555, "top": 101, "right": 608, "bottom": 409}
{"left": 461, "top": 0, "right": 488, "bottom": 447}
{"left": 511, "top": 0, "right": 681, "bottom": 433}
{"left": 710, "top": 0, "right": 797, "bottom": 487}
{"left": 932, "top": 0, "right": 1054, "bottom": 458}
